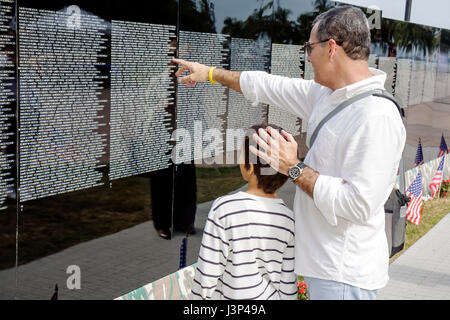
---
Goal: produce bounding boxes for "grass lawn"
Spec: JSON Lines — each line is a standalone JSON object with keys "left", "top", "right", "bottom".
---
{"left": 390, "top": 196, "right": 450, "bottom": 263}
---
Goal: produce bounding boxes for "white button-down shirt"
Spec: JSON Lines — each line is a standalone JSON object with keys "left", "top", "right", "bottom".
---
{"left": 239, "top": 68, "right": 406, "bottom": 290}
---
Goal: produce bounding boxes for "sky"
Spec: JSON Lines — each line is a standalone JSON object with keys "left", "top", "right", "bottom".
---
{"left": 336, "top": 0, "right": 450, "bottom": 29}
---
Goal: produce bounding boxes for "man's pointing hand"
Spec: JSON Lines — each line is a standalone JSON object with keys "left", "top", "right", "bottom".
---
{"left": 172, "top": 58, "right": 210, "bottom": 87}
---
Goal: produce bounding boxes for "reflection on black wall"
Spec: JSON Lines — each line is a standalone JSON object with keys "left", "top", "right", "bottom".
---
{"left": 0, "top": 0, "right": 449, "bottom": 300}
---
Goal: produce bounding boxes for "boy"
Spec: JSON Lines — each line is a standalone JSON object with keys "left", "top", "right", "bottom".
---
{"left": 191, "top": 124, "right": 297, "bottom": 300}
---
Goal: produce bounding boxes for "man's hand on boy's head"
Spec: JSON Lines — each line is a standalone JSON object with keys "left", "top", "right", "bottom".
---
{"left": 249, "top": 126, "right": 300, "bottom": 176}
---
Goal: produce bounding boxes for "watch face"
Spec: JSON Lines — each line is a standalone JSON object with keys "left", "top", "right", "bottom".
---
{"left": 289, "top": 166, "right": 301, "bottom": 179}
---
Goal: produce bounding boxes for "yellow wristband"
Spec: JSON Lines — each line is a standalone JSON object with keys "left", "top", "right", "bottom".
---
{"left": 209, "top": 67, "right": 217, "bottom": 84}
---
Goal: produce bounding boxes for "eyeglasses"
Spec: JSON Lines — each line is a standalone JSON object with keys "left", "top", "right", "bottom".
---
{"left": 303, "top": 39, "right": 342, "bottom": 56}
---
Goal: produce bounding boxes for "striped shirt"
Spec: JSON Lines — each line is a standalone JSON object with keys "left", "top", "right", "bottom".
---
{"left": 191, "top": 191, "right": 297, "bottom": 300}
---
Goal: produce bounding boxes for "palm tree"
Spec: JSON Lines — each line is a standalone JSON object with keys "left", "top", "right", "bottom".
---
{"left": 222, "top": 1, "right": 273, "bottom": 39}
{"left": 376, "top": 18, "right": 440, "bottom": 58}
{"left": 221, "top": 0, "right": 332, "bottom": 44}
{"left": 313, "top": 0, "right": 333, "bottom": 13}
{"left": 270, "top": 7, "right": 296, "bottom": 43}
{"left": 293, "top": 0, "right": 333, "bottom": 44}
{"left": 198, "top": 0, "right": 216, "bottom": 33}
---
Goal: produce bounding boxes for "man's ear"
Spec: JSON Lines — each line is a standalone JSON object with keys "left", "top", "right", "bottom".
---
{"left": 329, "top": 39, "right": 339, "bottom": 61}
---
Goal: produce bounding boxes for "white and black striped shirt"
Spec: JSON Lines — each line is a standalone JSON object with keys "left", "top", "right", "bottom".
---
{"left": 191, "top": 191, "right": 297, "bottom": 300}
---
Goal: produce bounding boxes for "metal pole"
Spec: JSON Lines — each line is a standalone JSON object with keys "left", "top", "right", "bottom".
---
{"left": 405, "top": 0, "right": 412, "bottom": 21}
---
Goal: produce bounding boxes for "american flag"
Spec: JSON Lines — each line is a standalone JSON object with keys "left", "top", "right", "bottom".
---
{"left": 414, "top": 139, "right": 424, "bottom": 167}
{"left": 406, "top": 170, "right": 423, "bottom": 225}
{"left": 429, "top": 156, "right": 445, "bottom": 199}
{"left": 438, "top": 135, "right": 448, "bottom": 158}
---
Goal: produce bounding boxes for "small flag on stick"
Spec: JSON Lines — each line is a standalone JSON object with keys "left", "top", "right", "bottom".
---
{"left": 406, "top": 170, "right": 423, "bottom": 225}
{"left": 438, "top": 134, "right": 448, "bottom": 157}
{"left": 414, "top": 139, "right": 424, "bottom": 167}
{"left": 51, "top": 284, "right": 58, "bottom": 300}
{"left": 179, "top": 235, "right": 187, "bottom": 269}
{"left": 429, "top": 155, "right": 445, "bottom": 199}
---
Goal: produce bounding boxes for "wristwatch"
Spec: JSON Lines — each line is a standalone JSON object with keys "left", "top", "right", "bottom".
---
{"left": 288, "top": 162, "right": 307, "bottom": 181}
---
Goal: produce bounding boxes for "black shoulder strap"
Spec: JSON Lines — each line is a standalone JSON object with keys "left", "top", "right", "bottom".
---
{"left": 309, "top": 88, "right": 403, "bottom": 149}
{"left": 308, "top": 88, "right": 406, "bottom": 192}
{"left": 372, "top": 90, "right": 405, "bottom": 117}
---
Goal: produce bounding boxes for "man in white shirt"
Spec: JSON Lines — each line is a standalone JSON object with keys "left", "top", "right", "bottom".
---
{"left": 172, "top": 5, "right": 406, "bottom": 300}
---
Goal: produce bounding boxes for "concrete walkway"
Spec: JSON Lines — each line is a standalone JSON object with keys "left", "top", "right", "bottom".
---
{"left": 377, "top": 213, "right": 450, "bottom": 300}
{"left": 0, "top": 180, "right": 448, "bottom": 299}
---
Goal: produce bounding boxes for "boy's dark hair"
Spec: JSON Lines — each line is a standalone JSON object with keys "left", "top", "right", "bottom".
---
{"left": 243, "top": 124, "right": 289, "bottom": 194}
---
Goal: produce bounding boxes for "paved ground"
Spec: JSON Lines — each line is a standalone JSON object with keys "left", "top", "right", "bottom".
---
{"left": 0, "top": 180, "right": 448, "bottom": 300}
{"left": 377, "top": 213, "right": 450, "bottom": 300}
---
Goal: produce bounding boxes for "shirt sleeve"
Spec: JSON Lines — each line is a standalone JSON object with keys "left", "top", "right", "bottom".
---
{"left": 239, "top": 71, "right": 317, "bottom": 121}
{"left": 279, "top": 235, "right": 297, "bottom": 300}
{"left": 191, "top": 201, "right": 230, "bottom": 300}
{"left": 313, "top": 113, "right": 406, "bottom": 226}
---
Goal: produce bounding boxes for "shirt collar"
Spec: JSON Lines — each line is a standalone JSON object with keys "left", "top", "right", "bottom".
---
{"left": 326, "top": 68, "right": 387, "bottom": 105}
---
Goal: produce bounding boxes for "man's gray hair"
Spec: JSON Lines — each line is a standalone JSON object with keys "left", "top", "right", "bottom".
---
{"left": 312, "top": 6, "right": 371, "bottom": 60}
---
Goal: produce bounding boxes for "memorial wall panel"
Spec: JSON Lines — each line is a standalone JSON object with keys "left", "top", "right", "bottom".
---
{"left": 408, "top": 60, "right": 426, "bottom": 106}
{"left": 436, "top": 29, "right": 450, "bottom": 101}
{"left": 227, "top": 37, "right": 270, "bottom": 136}
{"left": 110, "top": 21, "right": 175, "bottom": 179}
{"left": 0, "top": 0, "right": 16, "bottom": 209}
{"left": 0, "top": 0, "right": 17, "bottom": 292}
{"left": 378, "top": 56, "right": 396, "bottom": 95}
{"left": 18, "top": 6, "right": 108, "bottom": 201}
{"left": 368, "top": 54, "right": 378, "bottom": 69}
{"left": 268, "top": 43, "right": 302, "bottom": 136}
{"left": 176, "top": 30, "right": 229, "bottom": 162}
{"left": 395, "top": 58, "right": 412, "bottom": 107}
{"left": 303, "top": 59, "right": 314, "bottom": 81}
{"left": 435, "top": 48, "right": 448, "bottom": 100}
{"left": 422, "top": 61, "right": 437, "bottom": 102}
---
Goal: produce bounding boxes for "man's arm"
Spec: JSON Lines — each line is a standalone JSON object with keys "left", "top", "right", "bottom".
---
{"left": 213, "top": 68, "right": 242, "bottom": 93}
{"left": 294, "top": 166, "right": 320, "bottom": 199}
{"left": 172, "top": 58, "right": 315, "bottom": 121}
